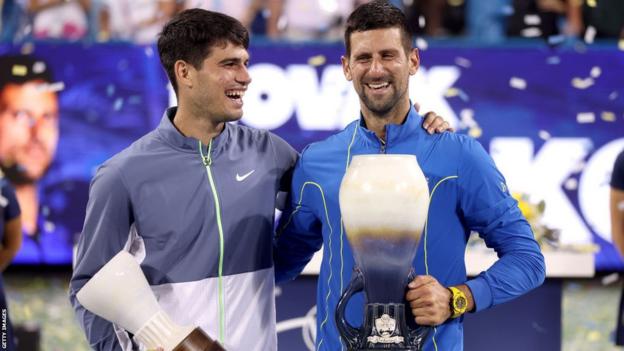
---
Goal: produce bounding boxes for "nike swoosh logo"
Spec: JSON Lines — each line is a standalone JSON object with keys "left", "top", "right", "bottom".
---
{"left": 236, "top": 170, "right": 255, "bottom": 182}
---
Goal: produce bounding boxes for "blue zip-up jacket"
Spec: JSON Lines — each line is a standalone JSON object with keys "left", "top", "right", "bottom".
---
{"left": 70, "top": 108, "right": 298, "bottom": 351}
{"left": 275, "top": 105, "right": 545, "bottom": 351}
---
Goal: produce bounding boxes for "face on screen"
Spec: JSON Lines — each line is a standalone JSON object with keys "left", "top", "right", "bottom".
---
{"left": 0, "top": 81, "right": 59, "bottom": 183}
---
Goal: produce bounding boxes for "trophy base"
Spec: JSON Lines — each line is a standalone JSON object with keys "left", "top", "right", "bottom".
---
{"left": 173, "top": 327, "right": 226, "bottom": 351}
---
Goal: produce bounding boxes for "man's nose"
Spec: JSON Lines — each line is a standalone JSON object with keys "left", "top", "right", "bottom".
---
{"left": 238, "top": 66, "right": 252, "bottom": 86}
{"left": 368, "top": 58, "right": 385, "bottom": 76}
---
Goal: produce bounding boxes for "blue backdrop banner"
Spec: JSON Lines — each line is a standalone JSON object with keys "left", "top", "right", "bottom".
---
{"left": 0, "top": 42, "right": 622, "bottom": 271}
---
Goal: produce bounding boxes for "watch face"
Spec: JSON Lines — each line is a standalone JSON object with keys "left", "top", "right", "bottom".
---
{"left": 455, "top": 296, "right": 467, "bottom": 310}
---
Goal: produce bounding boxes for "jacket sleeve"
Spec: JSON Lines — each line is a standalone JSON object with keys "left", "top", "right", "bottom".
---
{"left": 458, "top": 138, "right": 546, "bottom": 312}
{"left": 69, "top": 163, "right": 134, "bottom": 351}
{"left": 274, "top": 149, "right": 323, "bottom": 282}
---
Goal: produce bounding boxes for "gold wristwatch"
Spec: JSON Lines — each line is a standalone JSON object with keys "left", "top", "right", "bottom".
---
{"left": 448, "top": 286, "right": 467, "bottom": 319}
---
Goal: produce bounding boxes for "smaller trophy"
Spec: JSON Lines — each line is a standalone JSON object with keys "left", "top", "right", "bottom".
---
{"left": 76, "top": 251, "right": 225, "bottom": 351}
{"left": 336, "top": 155, "right": 431, "bottom": 350}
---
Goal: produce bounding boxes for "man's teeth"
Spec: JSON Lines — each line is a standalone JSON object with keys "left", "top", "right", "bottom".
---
{"left": 226, "top": 90, "right": 245, "bottom": 99}
{"left": 367, "top": 82, "right": 389, "bottom": 89}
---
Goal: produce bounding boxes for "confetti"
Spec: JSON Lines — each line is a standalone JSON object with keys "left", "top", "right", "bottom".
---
{"left": 538, "top": 130, "right": 551, "bottom": 140}
{"left": 521, "top": 27, "right": 542, "bottom": 38}
{"left": 35, "top": 81, "right": 65, "bottom": 93}
{"left": 445, "top": 87, "right": 459, "bottom": 97}
{"left": 590, "top": 66, "right": 601, "bottom": 78}
{"left": 584, "top": 26, "right": 596, "bottom": 44}
{"left": 601, "top": 111, "right": 616, "bottom": 122}
{"left": 454, "top": 57, "right": 471, "bottom": 68}
{"left": 106, "top": 84, "right": 115, "bottom": 97}
{"left": 307, "top": 55, "right": 326, "bottom": 67}
{"left": 564, "top": 178, "right": 578, "bottom": 190}
{"left": 415, "top": 37, "right": 428, "bottom": 50}
{"left": 524, "top": 15, "right": 541, "bottom": 26}
{"left": 586, "top": 0, "right": 597, "bottom": 7}
{"left": 571, "top": 77, "right": 594, "bottom": 89}
{"left": 609, "top": 91, "right": 619, "bottom": 100}
{"left": 418, "top": 15, "right": 425, "bottom": 29}
{"left": 12, "top": 64, "right": 27, "bottom": 76}
{"left": 576, "top": 112, "right": 595, "bottom": 123}
{"left": 587, "top": 330, "right": 601, "bottom": 342}
{"left": 601, "top": 272, "right": 619, "bottom": 285}
{"left": 113, "top": 98, "right": 124, "bottom": 111}
{"left": 619, "top": 39, "right": 624, "bottom": 51}
{"left": 32, "top": 61, "right": 46, "bottom": 74}
{"left": 20, "top": 42, "right": 34, "bottom": 55}
{"left": 43, "top": 221, "right": 55, "bottom": 232}
{"left": 459, "top": 109, "right": 477, "bottom": 128}
{"left": 509, "top": 77, "right": 527, "bottom": 90}
{"left": 547, "top": 35, "right": 565, "bottom": 46}
{"left": 546, "top": 56, "right": 560, "bottom": 65}
{"left": 468, "top": 126, "right": 482, "bottom": 138}
{"left": 144, "top": 46, "right": 154, "bottom": 57}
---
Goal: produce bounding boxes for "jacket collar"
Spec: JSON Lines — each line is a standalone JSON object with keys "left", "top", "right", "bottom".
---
{"left": 157, "top": 106, "right": 231, "bottom": 156}
{"left": 356, "top": 103, "right": 425, "bottom": 147}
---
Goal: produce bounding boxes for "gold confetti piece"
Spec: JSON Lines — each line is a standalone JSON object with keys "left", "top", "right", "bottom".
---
{"left": 590, "top": 66, "right": 601, "bottom": 78}
{"left": 12, "top": 64, "right": 27, "bottom": 76}
{"left": 509, "top": 77, "right": 527, "bottom": 90}
{"left": 601, "top": 111, "right": 616, "bottom": 122}
{"left": 619, "top": 39, "right": 624, "bottom": 51}
{"left": 538, "top": 130, "right": 551, "bottom": 140}
{"left": 20, "top": 42, "right": 34, "bottom": 55}
{"left": 587, "top": 330, "right": 601, "bottom": 341}
{"left": 576, "top": 112, "right": 595, "bottom": 123}
{"left": 445, "top": 87, "right": 459, "bottom": 97}
{"left": 586, "top": 0, "right": 596, "bottom": 7}
{"left": 571, "top": 77, "right": 594, "bottom": 89}
{"left": 307, "top": 54, "right": 326, "bottom": 67}
{"left": 468, "top": 126, "right": 482, "bottom": 138}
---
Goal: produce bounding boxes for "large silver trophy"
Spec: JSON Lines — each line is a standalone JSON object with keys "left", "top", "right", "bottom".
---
{"left": 336, "top": 155, "right": 430, "bottom": 350}
{"left": 76, "top": 251, "right": 225, "bottom": 351}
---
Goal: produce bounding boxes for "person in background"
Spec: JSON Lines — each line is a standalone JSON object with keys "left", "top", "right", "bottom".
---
{"left": 18, "top": 0, "right": 90, "bottom": 40}
{"left": 0, "top": 171, "right": 23, "bottom": 351}
{"left": 98, "top": 0, "right": 179, "bottom": 44}
{"left": 0, "top": 55, "right": 72, "bottom": 264}
{"left": 610, "top": 149, "right": 624, "bottom": 346}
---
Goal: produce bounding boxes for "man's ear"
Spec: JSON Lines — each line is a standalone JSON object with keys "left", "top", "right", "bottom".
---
{"left": 341, "top": 55, "right": 352, "bottom": 81}
{"left": 408, "top": 48, "right": 419, "bottom": 76}
{"left": 175, "top": 60, "right": 193, "bottom": 89}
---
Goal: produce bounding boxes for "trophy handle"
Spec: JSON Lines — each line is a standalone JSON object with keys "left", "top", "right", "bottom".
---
{"left": 335, "top": 268, "right": 364, "bottom": 349}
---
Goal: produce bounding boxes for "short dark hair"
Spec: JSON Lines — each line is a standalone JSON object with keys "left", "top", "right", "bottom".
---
{"left": 157, "top": 8, "right": 250, "bottom": 95}
{"left": 0, "top": 55, "right": 53, "bottom": 92}
{"left": 344, "top": 0, "right": 412, "bottom": 57}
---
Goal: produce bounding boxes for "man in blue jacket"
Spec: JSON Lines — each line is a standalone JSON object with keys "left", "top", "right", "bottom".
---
{"left": 274, "top": 1, "right": 546, "bottom": 350}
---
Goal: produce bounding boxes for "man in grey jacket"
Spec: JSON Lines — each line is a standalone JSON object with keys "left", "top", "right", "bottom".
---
{"left": 69, "top": 8, "right": 450, "bottom": 351}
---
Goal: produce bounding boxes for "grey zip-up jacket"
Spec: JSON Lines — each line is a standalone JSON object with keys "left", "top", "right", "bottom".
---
{"left": 70, "top": 107, "right": 298, "bottom": 351}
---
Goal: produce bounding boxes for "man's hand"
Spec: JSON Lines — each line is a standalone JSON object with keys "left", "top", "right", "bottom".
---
{"left": 415, "top": 102, "right": 454, "bottom": 134}
{"left": 405, "top": 275, "right": 452, "bottom": 326}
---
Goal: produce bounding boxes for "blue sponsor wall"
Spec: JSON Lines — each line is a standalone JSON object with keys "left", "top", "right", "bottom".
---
{"left": 0, "top": 41, "right": 622, "bottom": 272}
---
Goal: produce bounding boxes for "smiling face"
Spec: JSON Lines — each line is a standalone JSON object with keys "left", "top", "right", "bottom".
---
{"left": 184, "top": 41, "right": 251, "bottom": 124}
{"left": 0, "top": 81, "right": 59, "bottom": 183}
{"left": 342, "top": 27, "right": 419, "bottom": 119}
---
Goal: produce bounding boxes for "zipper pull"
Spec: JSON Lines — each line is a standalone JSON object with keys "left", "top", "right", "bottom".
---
{"left": 202, "top": 156, "right": 211, "bottom": 167}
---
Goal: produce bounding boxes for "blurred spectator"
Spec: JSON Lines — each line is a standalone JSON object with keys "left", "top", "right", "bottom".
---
{"left": 98, "top": 0, "right": 178, "bottom": 44}
{"left": 18, "top": 0, "right": 90, "bottom": 40}
{"left": 582, "top": 0, "right": 624, "bottom": 39}
{"left": 611, "top": 150, "right": 624, "bottom": 346}
{"left": 183, "top": 0, "right": 264, "bottom": 31}
{"left": 507, "top": 0, "right": 582, "bottom": 40}
{"left": 266, "top": 0, "right": 353, "bottom": 41}
{"left": 466, "top": 0, "right": 512, "bottom": 43}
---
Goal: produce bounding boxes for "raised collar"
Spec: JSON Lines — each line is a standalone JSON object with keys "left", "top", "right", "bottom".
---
{"left": 156, "top": 107, "right": 231, "bottom": 156}
{"left": 357, "top": 104, "right": 425, "bottom": 147}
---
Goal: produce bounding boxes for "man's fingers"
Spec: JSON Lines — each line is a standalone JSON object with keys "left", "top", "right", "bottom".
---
{"left": 408, "top": 275, "right": 436, "bottom": 289}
